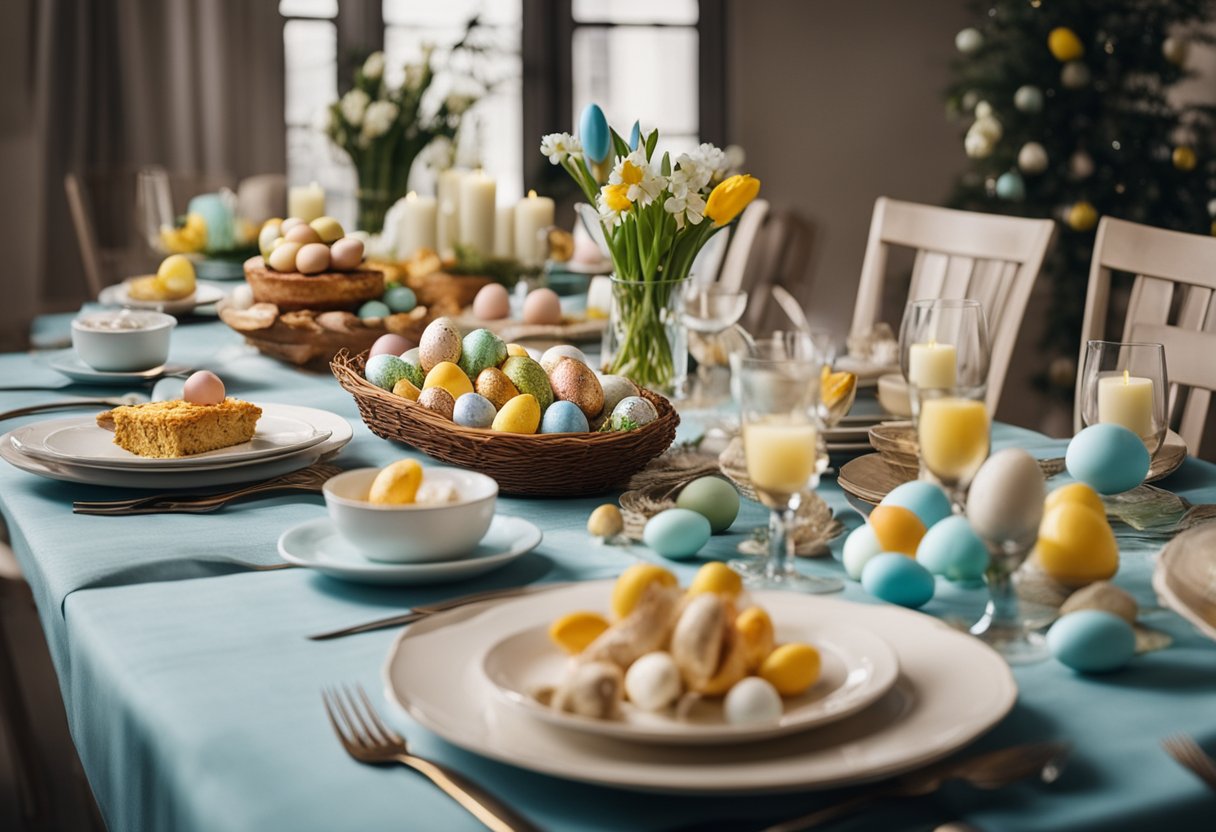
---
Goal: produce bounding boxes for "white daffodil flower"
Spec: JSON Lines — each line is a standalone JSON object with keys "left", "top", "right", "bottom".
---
{"left": 361, "top": 100, "right": 399, "bottom": 140}
{"left": 664, "top": 190, "right": 706, "bottom": 230}
{"left": 540, "top": 132, "right": 583, "bottom": 165}
{"left": 669, "top": 154, "right": 712, "bottom": 198}
{"left": 690, "top": 143, "right": 729, "bottom": 182}
{"left": 610, "top": 149, "right": 664, "bottom": 206}
{"left": 340, "top": 89, "right": 370, "bottom": 127}
{"left": 419, "top": 135, "right": 455, "bottom": 170}
{"left": 362, "top": 51, "right": 385, "bottom": 81}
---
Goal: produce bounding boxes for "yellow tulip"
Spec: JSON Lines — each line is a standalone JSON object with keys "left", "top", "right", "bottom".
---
{"left": 705, "top": 174, "right": 760, "bottom": 227}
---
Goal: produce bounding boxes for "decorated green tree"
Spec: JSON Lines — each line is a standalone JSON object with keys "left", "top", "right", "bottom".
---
{"left": 945, "top": 0, "right": 1216, "bottom": 400}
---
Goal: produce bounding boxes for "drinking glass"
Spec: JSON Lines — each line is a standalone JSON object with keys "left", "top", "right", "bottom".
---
{"left": 1079, "top": 340, "right": 1168, "bottom": 456}
{"left": 135, "top": 166, "right": 174, "bottom": 253}
{"left": 916, "top": 387, "right": 990, "bottom": 510}
{"left": 899, "top": 298, "right": 991, "bottom": 415}
{"left": 729, "top": 337, "right": 842, "bottom": 593}
{"left": 683, "top": 284, "right": 749, "bottom": 407}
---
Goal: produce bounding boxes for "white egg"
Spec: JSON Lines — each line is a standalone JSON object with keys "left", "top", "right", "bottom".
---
{"left": 229, "top": 283, "right": 254, "bottom": 311}
{"left": 842, "top": 524, "right": 882, "bottom": 580}
{"left": 540, "top": 344, "right": 588, "bottom": 374}
{"left": 965, "top": 449, "right": 1045, "bottom": 545}
{"left": 723, "top": 677, "right": 783, "bottom": 725}
{"left": 623, "top": 652, "right": 682, "bottom": 712}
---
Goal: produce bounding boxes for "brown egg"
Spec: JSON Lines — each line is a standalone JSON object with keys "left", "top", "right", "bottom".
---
{"left": 522, "top": 288, "right": 562, "bottom": 325}
{"left": 295, "top": 242, "right": 331, "bottom": 275}
{"left": 329, "top": 237, "right": 365, "bottom": 271}
{"left": 418, "top": 317, "right": 463, "bottom": 372}
{"left": 285, "top": 224, "right": 321, "bottom": 245}
{"left": 475, "top": 367, "right": 520, "bottom": 410}
{"left": 472, "top": 283, "right": 511, "bottom": 320}
{"left": 548, "top": 357, "right": 605, "bottom": 418}
{"left": 418, "top": 386, "right": 455, "bottom": 420}
{"left": 267, "top": 241, "right": 302, "bottom": 272}
{"left": 280, "top": 217, "right": 306, "bottom": 235}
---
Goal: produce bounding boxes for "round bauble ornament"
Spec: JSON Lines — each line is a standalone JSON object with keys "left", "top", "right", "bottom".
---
{"left": 1173, "top": 146, "right": 1198, "bottom": 172}
{"left": 964, "top": 131, "right": 995, "bottom": 159}
{"left": 1162, "top": 36, "right": 1190, "bottom": 66}
{"left": 1018, "top": 142, "right": 1049, "bottom": 175}
{"left": 1061, "top": 61, "right": 1091, "bottom": 89}
{"left": 1048, "top": 27, "right": 1084, "bottom": 62}
{"left": 972, "top": 114, "right": 1003, "bottom": 142}
{"left": 1207, "top": 198, "right": 1216, "bottom": 217}
{"left": 1067, "top": 200, "right": 1099, "bottom": 232}
{"left": 955, "top": 27, "right": 984, "bottom": 55}
{"left": 960, "top": 90, "right": 979, "bottom": 112}
{"left": 996, "top": 171, "right": 1026, "bottom": 201}
{"left": 974, "top": 100, "right": 993, "bottom": 119}
{"left": 1014, "top": 85, "right": 1044, "bottom": 113}
{"left": 1069, "top": 150, "right": 1095, "bottom": 179}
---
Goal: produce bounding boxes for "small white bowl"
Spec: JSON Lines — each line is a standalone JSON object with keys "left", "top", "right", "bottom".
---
{"left": 71, "top": 310, "right": 176, "bottom": 371}
{"left": 323, "top": 467, "right": 498, "bottom": 563}
{"left": 877, "top": 373, "right": 912, "bottom": 417}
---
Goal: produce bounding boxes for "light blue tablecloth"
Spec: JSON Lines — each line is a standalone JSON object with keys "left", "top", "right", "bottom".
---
{"left": 3, "top": 318, "right": 1216, "bottom": 831}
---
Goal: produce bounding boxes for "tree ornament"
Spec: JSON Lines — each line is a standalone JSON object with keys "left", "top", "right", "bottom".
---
{"left": 1061, "top": 61, "right": 1091, "bottom": 89}
{"left": 1014, "top": 85, "right": 1044, "bottom": 113}
{"left": 961, "top": 90, "right": 979, "bottom": 112}
{"left": 1069, "top": 151, "right": 1095, "bottom": 179}
{"left": 956, "top": 27, "right": 984, "bottom": 55}
{"left": 1162, "top": 36, "right": 1190, "bottom": 66}
{"left": 1207, "top": 198, "right": 1216, "bottom": 217}
{"left": 975, "top": 100, "right": 994, "bottom": 118}
{"left": 965, "top": 131, "right": 995, "bottom": 159}
{"left": 1018, "top": 142, "right": 1049, "bottom": 175}
{"left": 1067, "top": 201, "right": 1099, "bottom": 232}
{"left": 1172, "top": 146, "right": 1198, "bottom": 171}
{"left": 1048, "top": 27, "right": 1084, "bottom": 62}
{"left": 996, "top": 171, "right": 1026, "bottom": 201}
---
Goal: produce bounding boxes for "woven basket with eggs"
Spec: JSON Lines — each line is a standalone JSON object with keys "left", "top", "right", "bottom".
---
{"left": 331, "top": 349, "right": 680, "bottom": 497}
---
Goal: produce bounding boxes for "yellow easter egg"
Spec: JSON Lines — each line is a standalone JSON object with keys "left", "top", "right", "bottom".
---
{"left": 423, "top": 361, "right": 474, "bottom": 400}
{"left": 156, "top": 254, "right": 197, "bottom": 299}
{"left": 735, "top": 607, "right": 776, "bottom": 671}
{"left": 611, "top": 563, "right": 677, "bottom": 619}
{"left": 759, "top": 643, "right": 821, "bottom": 696}
{"left": 367, "top": 459, "right": 423, "bottom": 505}
{"left": 587, "top": 504, "right": 624, "bottom": 538}
{"left": 549, "top": 611, "right": 611, "bottom": 654}
{"left": 1036, "top": 502, "right": 1118, "bottom": 587}
{"left": 1044, "top": 482, "right": 1105, "bottom": 517}
{"left": 868, "top": 505, "right": 926, "bottom": 556}
{"left": 505, "top": 343, "right": 529, "bottom": 358}
{"left": 392, "top": 377, "right": 421, "bottom": 401}
{"left": 1048, "top": 27, "right": 1083, "bottom": 62}
{"left": 491, "top": 393, "right": 540, "bottom": 434}
{"left": 687, "top": 562, "right": 743, "bottom": 598}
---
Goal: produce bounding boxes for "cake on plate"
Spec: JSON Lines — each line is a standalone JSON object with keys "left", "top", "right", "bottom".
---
{"left": 244, "top": 257, "right": 384, "bottom": 312}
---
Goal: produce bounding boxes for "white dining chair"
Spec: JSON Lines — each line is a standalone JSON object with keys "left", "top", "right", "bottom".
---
{"left": 1075, "top": 216, "right": 1216, "bottom": 452}
{"left": 716, "top": 199, "right": 770, "bottom": 293}
{"left": 852, "top": 197, "right": 1056, "bottom": 412}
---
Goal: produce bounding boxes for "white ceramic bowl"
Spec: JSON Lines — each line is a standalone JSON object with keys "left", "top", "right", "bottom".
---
{"left": 71, "top": 310, "right": 176, "bottom": 371}
{"left": 877, "top": 373, "right": 912, "bottom": 417}
{"left": 323, "top": 467, "right": 497, "bottom": 563}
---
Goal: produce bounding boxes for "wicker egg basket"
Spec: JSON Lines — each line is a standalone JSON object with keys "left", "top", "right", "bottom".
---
{"left": 330, "top": 349, "right": 680, "bottom": 497}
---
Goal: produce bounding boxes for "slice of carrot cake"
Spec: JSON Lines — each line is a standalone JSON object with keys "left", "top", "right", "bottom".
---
{"left": 96, "top": 399, "right": 262, "bottom": 458}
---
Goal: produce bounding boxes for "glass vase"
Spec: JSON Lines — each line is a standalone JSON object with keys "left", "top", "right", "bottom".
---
{"left": 603, "top": 275, "right": 688, "bottom": 397}
{"left": 355, "top": 186, "right": 396, "bottom": 235}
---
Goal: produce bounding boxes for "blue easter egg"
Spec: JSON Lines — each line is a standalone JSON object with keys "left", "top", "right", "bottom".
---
{"left": 1066, "top": 423, "right": 1151, "bottom": 495}
{"left": 880, "top": 481, "right": 952, "bottom": 529}
{"left": 579, "top": 103, "right": 611, "bottom": 164}
{"left": 628, "top": 120, "right": 642, "bottom": 150}
{"left": 996, "top": 170, "right": 1025, "bottom": 201}
{"left": 643, "top": 508, "right": 711, "bottom": 560}
{"left": 384, "top": 286, "right": 418, "bottom": 313}
{"left": 1047, "top": 610, "right": 1135, "bottom": 673}
{"left": 842, "top": 524, "right": 882, "bottom": 579}
{"left": 861, "top": 554, "right": 936, "bottom": 608}
{"left": 916, "top": 516, "right": 989, "bottom": 582}
{"left": 364, "top": 354, "right": 411, "bottom": 390}
{"left": 452, "top": 393, "right": 497, "bottom": 429}
{"left": 358, "top": 300, "right": 391, "bottom": 319}
{"left": 540, "top": 400, "right": 590, "bottom": 434}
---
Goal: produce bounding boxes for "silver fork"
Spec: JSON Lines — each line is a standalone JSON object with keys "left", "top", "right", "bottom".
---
{"left": 321, "top": 684, "right": 539, "bottom": 832}
{"left": 1163, "top": 734, "right": 1216, "bottom": 791}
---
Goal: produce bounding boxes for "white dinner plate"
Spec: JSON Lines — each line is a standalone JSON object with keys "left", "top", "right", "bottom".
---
{"left": 277, "top": 515, "right": 542, "bottom": 585}
{"left": 482, "top": 621, "right": 898, "bottom": 745}
{"left": 99, "top": 281, "right": 226, "bottom": 315}
{"left": 833, "top": 356, "right": 900, "bottom": 387}
{"left": 11, "top": 405, "right": 330, "bottom": 469}
{"left": 47, "top": 352, "right": 190, "bottom": 385}
{"left": 383, "top": 582, "right": 1017, "bottom": 794}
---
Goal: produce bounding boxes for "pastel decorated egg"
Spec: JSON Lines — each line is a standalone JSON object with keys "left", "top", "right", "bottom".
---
{"left": 384, "top": 286, "right": 418, "bottom": 313}
{"left": 257, "top": 220, "right": 282, "bottom": 260}
{"left": 598, "top": 374, "right": 640, "bottom": 418}
{"left": 309, "top": 216, "right": 344, "bottom": 244}
{"left": 759, "top": 643, "right": 821, "bottom": 696}
{"left": 458, "top": 328, "right": 508, "bottom": 380}
{"left": 880, "top": 481, "right": 952, "bottom": 529}
{"left": 279, "top": 217, "right": 305, "bottom": 234}
{"left": 418, "top": 317, "right": 463, "bottom": 372}
{"left": 610, "top": 396, "right": 658, "bottom": 431}
{"left": 417, "top": 386, "right": 455, "bottom": 420}
{"left": 966, "top": 449, "right": 1046, "bottom": 544}
{"left": 505, "top": 343, "right": 530, "bottom": 358}
{"left": 492, "top": 393, "right": 541, "bottom": 434}
{"left": 724, "top": 677, "right": 782, "bottom": 725}
{"left": 1036, "top": 502, "right": 1118, "bottom": 587}
{"left": 611, "top": 563, "right": 677, "bottom": 619}
{"left": 587, "top": 504, "right": 624, "bottom": 538}
{"left": 401, "top": 347, "right": 420, "bottom": 364}
{"left": 1045, "top": 482, "right": 1105, "bottom": 516}
{"left": 329, "top": 237, "right": 364, "bottom": 271}
{"left": 369, "top": 333, "right": 411, "bottom": 359}
{"left": 295, "top": 242, "right": 331, "bottom": 274}
{"left": 501, "top": 356, "right": 554, "bottom": 411}
{"left": 867, "top": 505, "right": 926, "bottom": 556}
{"left": 453, "top": 392, "right": 497, "bottom": 428}
{"left": 548, "top": 358, "right": 604, "bottom": 418}
{"left": 687, "top": 562, "right": 743, "bottom": 598}
{"left": 267, "top": 240, "right": 301, "bottom": 272}
{"left": 229, "top": 283, "right": 254, "bottom": 311}
{"left": 540, "top": 400, "right": 589, "bottom": 433}
{"left": 183, "top": 371, "right": 225, "bottom": 405}
{"left": 522, "top": 287, "right": 562, "bottom": 325}
{"left": 475, "top": 367, "right": 519, "bottom": 410}
{"left": 1047, "top": 610, "right": 1135, "bottom": 673}
{"left": 643, "top": 508, "right": 711, "bottom": 560}
{"left": 842, "top": 524, "right": 883, "bottom": 579}
{"left": 364, "top": 354, "right": 411, "bottom": 390}
{"left": 549, "top": 611, "right": 611, "bottom": 654}
{"left": 358, "top": 300, "right": 391, "bottom": 320}
{"left": 916, "top": 516, "right": 989, "bottom": 582}
{"left": 423, "top": 361, "right": 475, "bottom": 400}
{"left": 391, "top": 378, "right": 421, "bottom": 400}
{"left": 675, "top": 476, "right": 740, "bottom": 533}
{"left": 579, "top": 103, "right": 612, "bottom": 164}
{"left": 284, "top": 223, "right": 321, "bottom": 245}
{"left": 861, "top": 553, "right": 936, "bottom": 608}
{"left": 1066, "top": 424, "right": 1150, "bottom": 495}
{"left": 472, "top": 283, "right": 511, "bottom": 320}
{"left": 624, "top": 652, "right": 683, "bottom": 711}
{"left": 540, "top": 344, "right": 588, "bottom": 374}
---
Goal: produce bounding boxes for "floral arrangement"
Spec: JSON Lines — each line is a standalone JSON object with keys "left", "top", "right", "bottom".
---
{"left": 542, "top": 106, "right": 759, "bottom": 390}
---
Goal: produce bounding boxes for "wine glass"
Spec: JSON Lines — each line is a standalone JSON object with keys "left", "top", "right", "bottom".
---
{"left": 1079, "top": 340, "right": 1168, "bottom": 456}
{"left": 899, "top": 298, "right": 991, "bottom": 416}
{"left": 683, "top": 284, "right": 749, "bottom": 407}
{"left": 916, "top": 387, "right": 991, "bottom": 510}
{"left": 729, "top": 336, "right": 842, "bottom": 593}
{"left": 135, "top": 166, "right": 174, "bottom": 253}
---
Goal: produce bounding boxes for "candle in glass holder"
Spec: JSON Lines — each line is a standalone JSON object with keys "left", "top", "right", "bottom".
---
{"left": 918, "top": 397, "right": 989, "bottom": 481}
{"left": 397, "top": 192, "right": 437, "bottom": 259}
{"left": 287, "top": 181, "right": 325, "bottom": 222}
{"left": 514, "top": 190, "right": 555, "bottom": 267}
{"left": 908, "top": 341, "right": 958, "bottom": 389}
{"left": 1097, "top": 370, "right": 1154, "bottom": 438}
{"left": 459, "top": 170, "right": 496, "bottom": 257}
{"left": 743, "top": 419, "right": 818, "bottom": 499}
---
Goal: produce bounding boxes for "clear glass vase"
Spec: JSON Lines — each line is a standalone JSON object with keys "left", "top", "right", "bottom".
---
{"left": 602, "top": 275, "right": 688, "bottom": 397}
{"left": 355, "top": 187, "right": 396, "bottom": 235}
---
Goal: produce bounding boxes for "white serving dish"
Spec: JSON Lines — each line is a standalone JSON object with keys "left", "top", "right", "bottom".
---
{"left": 70, "top": 310, "right": 176, "bottom": 372}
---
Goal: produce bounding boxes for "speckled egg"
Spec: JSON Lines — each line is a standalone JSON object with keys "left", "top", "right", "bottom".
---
{"left": 458, "top": 328, "right": 508, "bottom": 379}
{"left": 475, "top": 367, "right": 519, "bottom": 411}
{"left": 1066, "top": 423, "right": 1151, "bottom": 495}
{"left": 522, "top": 287, "right": 562, "bottom": 325}
{"left": 329, "top": 237, "right": 364, "bottom": 271}
{"left": 472, "top": 283, "right": 511, "bottom": 320}
{"left": 675, "top": 477, "right": 740, "bottom": 534}
{"left": 548, "top": 358, "right": 604, "bottom": 418}
{"left": 501, "top": 356, "right": 554, "bottom": 411}
{"left": 916, "top": 516, "right": 989, "bottom": 582}
{"left": 358, "top": 300, "right": 391, "bottom": 320}
{"left": 369, "top": 333, "right": 411, "bottom": 359}
{"left": 842, "top": 524, "right": 883, "bottom": 579}
{"left": 643, "top": 508, "right": 711, "bottom": 560}
{"left": 540, "top": 345, "right": 588, "bottom": 374}
{"left": 610, "top": 396, "right": 658, "bottom": 431}
{"left": 492, "top": 393, "right": 541, "bottom": 434}
{"left": 296, "top": 242, "right": 331, "bottom": 274}
{"left": 418, "top": 386, "right": 455, "bottom": 420}
{"left": 364, "top": 354, "right": 412, "bottom": 391}
{"left": 453, "top": 393, "right": 497, "bottom": 428}
{"left": 597, "top": 374, "right": 640, "bottom": 419}
{"left": 384, "top": 286, "right": 417, "bottom": 313}
{"left": 1047, "top": 610, "right": 1135, "bottom": 673}
{"left": 861, "top": 553, "right": 936, "bottom": 608}
{"left": 423, "top": 361, "right": 474, "bottom": 400}
{"left": 418, "top": 317, "right": 463, "bottom": 372}
{"left": 880, "top": 481, "right": 952, "bottom": 530}
{"left": 540, "top": 400, "right": 590, "bottom": 434}
{"left": 966, "top": 449, "right": 1046, "bottom": 544}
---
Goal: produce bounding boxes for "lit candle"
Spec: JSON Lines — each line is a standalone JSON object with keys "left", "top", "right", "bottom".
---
{"left": 1097, "top": 370, "right": 1154, "bottom": 438}
{"left": 397, "top": 191, "right": 437, "bottom": 259}
{"left": 494, "top": 205, "right": 515, "bottom": 259}
{"left": 458, "top": 170, "right": 496, "bottom": 257}
{"left": 287, "top": 181, "right": 325, "bottom": 223}
{"left": 907, "top": 341, "right": 958, "bottom": 389}
{"left": 514, "top": 190, "right": 555, "bottom": 267}
{"left": 436, "top": 168, "right": 466, "bottom": 257}
{"left": 918, "top": 397, "right": 990, "bottom": 481}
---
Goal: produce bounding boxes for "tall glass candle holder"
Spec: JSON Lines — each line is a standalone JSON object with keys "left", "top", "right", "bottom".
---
{"left": 899, "top": 299, "right": 991, "bottom": 418}
{"left": 1080, "top": 340, "right": 1168, "bottom": 456}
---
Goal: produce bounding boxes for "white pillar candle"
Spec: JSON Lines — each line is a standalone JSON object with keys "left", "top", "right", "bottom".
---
{"left": 907, "top": 341, "right": 958, "bottom": 389}
{"left": 436, "top": 168, "right": 466, "bottom": 257}
{"left": 1097, "top": 370, "right": 1155, "bottom": 437}
{"left": 287, "top": 181, "right": 325, "bottom": 223}
{"left": 493, "top": 205, "right": 515, "bottom": 259}
{"left": 514, "top": 190, "right": 555, "bottom": 267}
{"left": 458, "top": 170, "right": 496, "bottom": 258}
{"left": 397, "top": 191, "right": 437, "bottom": 259}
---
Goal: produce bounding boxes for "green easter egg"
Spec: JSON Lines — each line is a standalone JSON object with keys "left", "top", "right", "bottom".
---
{"left": 458, "top": 328, "right": 508, "bottom": 379}
{"left": 676, "top": 476, "right": 740, "bottom": 533}
{"left": 501, "top": 355, "right": 554, "bottom": 411}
